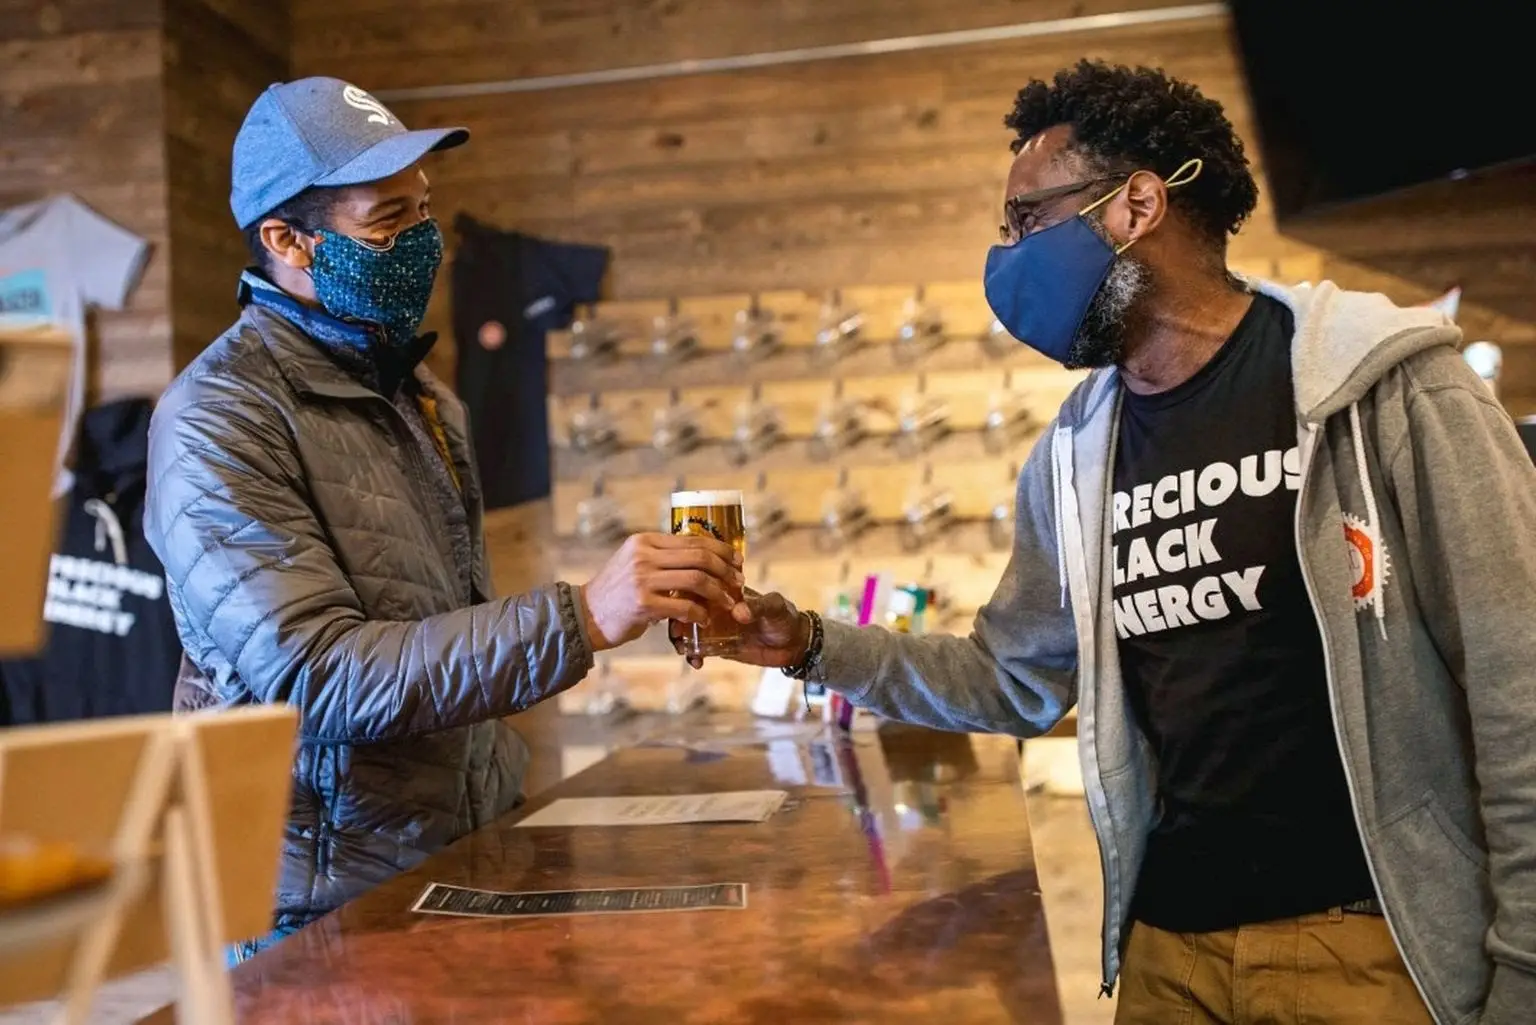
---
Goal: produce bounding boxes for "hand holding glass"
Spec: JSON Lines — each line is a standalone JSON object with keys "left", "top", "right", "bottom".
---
{"left": 667, "top": 490, "right": 747, "bottom": 659}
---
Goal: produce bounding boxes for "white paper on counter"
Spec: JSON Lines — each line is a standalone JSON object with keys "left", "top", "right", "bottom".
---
{"left": 559, "top": 744, "right": 611, "bottom": 782}
{"left": 514, "top": 790, "right": 789, "bottom": 828}
{"left": 751, "top": 668, "right": 797, "bottom": 717}
{"left": 638, "top": 718, "right": 828, "bottom": 753}
{"left": 765, "top": 740, "right": 809, "bottom": 787}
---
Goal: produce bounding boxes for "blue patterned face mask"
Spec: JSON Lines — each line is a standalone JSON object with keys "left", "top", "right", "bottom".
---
{"left": 308, "top": 218, "right": 443, "bottom": 346}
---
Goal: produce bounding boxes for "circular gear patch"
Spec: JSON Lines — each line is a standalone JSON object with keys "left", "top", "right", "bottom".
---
{"left": 1343, "top": 512, "right": 1391, "bottom": 612}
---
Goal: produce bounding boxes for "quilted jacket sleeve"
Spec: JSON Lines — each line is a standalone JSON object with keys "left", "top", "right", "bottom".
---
{"left": 143, "top": 375, "right": 594, "bottom": 745}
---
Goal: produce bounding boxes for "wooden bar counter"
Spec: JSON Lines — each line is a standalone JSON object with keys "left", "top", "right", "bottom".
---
{"left": 151, "top": 715, "right": 1063, "bottom": 1024}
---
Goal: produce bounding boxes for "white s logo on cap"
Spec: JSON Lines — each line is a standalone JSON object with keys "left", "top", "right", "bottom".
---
{"left": 342, "top": 84, "right": 395, "bottom": 126}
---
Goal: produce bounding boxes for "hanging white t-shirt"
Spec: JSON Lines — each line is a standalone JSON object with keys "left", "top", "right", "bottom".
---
{"left": 0, "top": 195, "right": 150, "bottom": 494}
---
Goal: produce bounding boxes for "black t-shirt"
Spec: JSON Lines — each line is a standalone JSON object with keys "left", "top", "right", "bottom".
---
{"left": 1112, "top": 294, "right": 1375, "bottom": 932}
{"left": 452, "top": 214, "right": 609, "bottom": 511}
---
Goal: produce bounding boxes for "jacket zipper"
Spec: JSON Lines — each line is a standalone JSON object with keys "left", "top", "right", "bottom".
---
{"left": 1293, "top": 421, "right": 1441, "bottom": 1024}
{"left": 312, "top": 750, "right": 333, "bottom": 885}
{"left": 381, "top": 402, "right": 434, "bottom": 493}
{"left": 1053, "top": 430, "right": 1121, "bottom": 996}
{"left": 316, "top": 820, "right": 332, "bottom": 876}
{"left": 380, "top": 397, "right": 471, "bottom": 597}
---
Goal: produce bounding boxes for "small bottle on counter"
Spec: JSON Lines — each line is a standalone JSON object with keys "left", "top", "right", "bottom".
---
{"left": 908, "top": 586, "right": 930, "bottom": 636}
{"left": 885, "top": 588, "right": 918, "bottom": 634}
{"left": 828, "top": 591, "right": 857, "bottom": 625}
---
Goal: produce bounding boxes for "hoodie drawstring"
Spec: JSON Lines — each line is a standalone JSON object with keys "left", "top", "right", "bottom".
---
{"left": 1051, "top": 429, "right": 1070, "bottom": 608}
{"left": 1346, "top": 404, "right": 1388, "bottom": 639}
{"left": 84, "top": 498, "right": 128, "bottom": 567}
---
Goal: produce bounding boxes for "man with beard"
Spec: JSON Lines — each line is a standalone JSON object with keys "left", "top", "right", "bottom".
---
{"left": 145, "top": 77, "right": 745, "bottom": 961}
{"left": 708, "top": 61, "right": 1536, "bottom": 1024}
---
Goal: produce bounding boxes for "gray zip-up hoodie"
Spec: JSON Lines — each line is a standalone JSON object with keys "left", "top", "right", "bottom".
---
{"left": 816, "top": 279, "right": 1536, "bottom": 1025}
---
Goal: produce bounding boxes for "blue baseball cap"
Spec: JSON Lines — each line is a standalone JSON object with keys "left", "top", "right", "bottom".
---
{"left": 231, "top": 76, "right": 468, "bottom": 229}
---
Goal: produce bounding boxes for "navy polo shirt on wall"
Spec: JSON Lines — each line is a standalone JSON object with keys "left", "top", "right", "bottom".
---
{"left": 452, "top": 213, "right": 609, "bottom": 510}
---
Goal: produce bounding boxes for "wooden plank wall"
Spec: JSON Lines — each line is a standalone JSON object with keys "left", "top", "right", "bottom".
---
{"left": 289, "top": 2, "right": 1256, "bottom": 384}
{"left": 285, "top": 1, "right": 1535, "bottom": 707}
{"left": 287, "top": 1, "right": 1324, "bottom": 710}
{"left": 292, "top": 0, "right": 1186, "bottom": 92}
{"left": 0, "top": 0, "right": 290, "bottom": 390}
{"left": 406, "top": 16, "right": 1313, "bottom": 293}
{"left": 288, "top": 1, "right": 1534, "bottom": 391}
{"left": 0, "top": 0, "right": 173, "bottom": 400}
{"left": 162, "top": 0, "right": 291, "bottom": 369}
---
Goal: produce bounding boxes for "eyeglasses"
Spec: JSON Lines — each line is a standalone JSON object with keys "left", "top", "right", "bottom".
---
{"left": 998, "top": 175, "right": 1126, "bottom": 245}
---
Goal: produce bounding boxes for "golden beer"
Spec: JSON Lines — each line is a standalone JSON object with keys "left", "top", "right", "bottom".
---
{"left": 670, "top": 489, "right": 747, "bottom": 658}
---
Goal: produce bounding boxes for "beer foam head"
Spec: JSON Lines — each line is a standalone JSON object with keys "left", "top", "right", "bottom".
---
{"left": 671, "top": 489, "right": 744, "bottom": 508}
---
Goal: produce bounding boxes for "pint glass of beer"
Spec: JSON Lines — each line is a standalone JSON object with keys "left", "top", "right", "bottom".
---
{"left": 670, "top": 489, "right": 747, "bottom": 658}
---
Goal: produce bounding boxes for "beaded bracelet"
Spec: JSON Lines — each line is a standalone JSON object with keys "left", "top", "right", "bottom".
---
{"left": 782, "top": 609, "right": 824, "bottom": 681}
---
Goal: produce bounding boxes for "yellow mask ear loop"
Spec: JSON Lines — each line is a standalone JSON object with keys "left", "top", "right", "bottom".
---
{"left": 1079, "top": 157, "right": 1205, "bottom": 255}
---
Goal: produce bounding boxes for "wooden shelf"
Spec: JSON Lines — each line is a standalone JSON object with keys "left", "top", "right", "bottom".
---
{"left": 557, "top": 531, "right": 1012, "bottom": 627}
{"left": 548, "top": 334, "right": 1062, "bottom": 397}
{"left": 557, "top": 592, "right": 997, "bottom": 662}
{"left": 537, "top": 278, "right": 1091, "bottom": 715}
{"left": 552, "top": 422, "right": 1044, "bottom": 483}
{"left": 544, "top": 256, "right": 1308, "bottom": 381}
{"left": 554, "top": 519, "right": 1011, "bottom": 572}
{"left": 561, "top": 649, "right": 1083, "bottom": 717}
{"left": 548, "top": 282, "right": 997, "bottom": 355}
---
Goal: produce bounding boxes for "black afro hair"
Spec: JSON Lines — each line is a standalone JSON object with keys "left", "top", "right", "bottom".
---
{"left": 1004, "top": 60, "right": 1259, "bottom": 245}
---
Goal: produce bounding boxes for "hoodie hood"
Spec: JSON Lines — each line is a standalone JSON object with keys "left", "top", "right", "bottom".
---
{"left": 73, "top": 397, "right": 153, "bottom": 493}
{"left": 1055, "top": 277, "right": 1462, "bottom": 431}
{"left": 1251, "top": 278, "right": 1461, "bottom": 422}
{"left": 66, "top": 398, "right": 154, "bottom": 568}
{"left": 1251, "top": 278, "right": 1462, "bottom": 639}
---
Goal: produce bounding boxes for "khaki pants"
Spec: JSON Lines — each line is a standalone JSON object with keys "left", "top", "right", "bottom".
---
{"left": 1114, "top": 909, "right": 1434, "bottom": 1025}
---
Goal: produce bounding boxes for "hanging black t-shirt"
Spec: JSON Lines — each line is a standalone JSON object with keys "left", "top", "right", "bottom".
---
{"left": 452, "top": 214, "right": 609, "bottom": 511}
{"left": 1112, "top": 294, "right": 1375, "bottom": 932}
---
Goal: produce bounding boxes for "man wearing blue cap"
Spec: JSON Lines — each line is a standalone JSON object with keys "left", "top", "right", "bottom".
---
{"left": 143, "top": 78, "right": 745, "bottom": 960}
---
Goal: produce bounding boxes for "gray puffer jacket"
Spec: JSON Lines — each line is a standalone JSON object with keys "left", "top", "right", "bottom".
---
{"left": 145, "top": 296, "right": 593, "bottom": 931}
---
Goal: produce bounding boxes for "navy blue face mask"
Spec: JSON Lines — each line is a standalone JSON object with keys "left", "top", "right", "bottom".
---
{"left": 983, "top": 158, "right": 1202, "bottom": 365}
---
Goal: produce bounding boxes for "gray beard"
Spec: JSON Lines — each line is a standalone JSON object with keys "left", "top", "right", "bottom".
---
{"left": 1063, "top": 220, "right": 1153, "bottom": 370}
